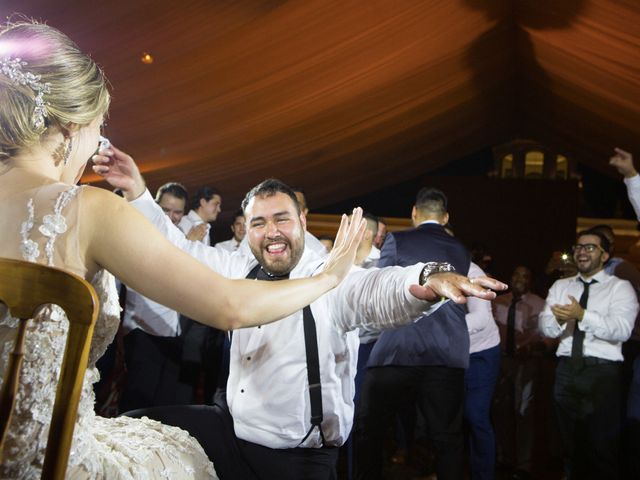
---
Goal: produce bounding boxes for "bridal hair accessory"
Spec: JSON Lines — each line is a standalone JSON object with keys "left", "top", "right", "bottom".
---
{"left": 0, "top": 57, "right": 51, "bottom": 130}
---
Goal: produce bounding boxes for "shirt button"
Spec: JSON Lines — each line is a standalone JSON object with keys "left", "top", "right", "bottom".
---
{"left": 241, "top": 389, "right": 245, "bottom": 393}
{"left": 258, "top": 326, "right": 261, "bottom": 329}
{"left": 247, "top": 356, "right": 251, "bottom": 361}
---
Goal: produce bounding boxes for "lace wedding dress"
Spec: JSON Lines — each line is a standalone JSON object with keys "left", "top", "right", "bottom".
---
{"left": 0, "top": 182, "right": 218, "bottom": 479}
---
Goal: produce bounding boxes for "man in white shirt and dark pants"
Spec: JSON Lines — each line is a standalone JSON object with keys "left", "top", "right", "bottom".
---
{"left": 540, "top": 229, "right": 638, "bottom": 480}
{"left": 119, "top": 182, "right": 199, "bottom": 412}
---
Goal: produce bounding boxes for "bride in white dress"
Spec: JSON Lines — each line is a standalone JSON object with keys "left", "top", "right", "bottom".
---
{"left": 0, "top": 21, "right": 365, "bottom": 479}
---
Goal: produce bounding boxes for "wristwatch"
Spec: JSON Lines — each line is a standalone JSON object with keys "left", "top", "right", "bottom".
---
{"left": 419, "top": 262, "right": 455, "bottom": 286}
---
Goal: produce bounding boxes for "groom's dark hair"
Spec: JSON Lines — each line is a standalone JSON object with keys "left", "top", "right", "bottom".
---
{"left": 241, "top": 179, "right": 301, "bottom": 214}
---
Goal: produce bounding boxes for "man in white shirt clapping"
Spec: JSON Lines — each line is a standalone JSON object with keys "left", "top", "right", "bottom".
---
{"left": 540, "top": 229, "right": 638, "bottom": 480}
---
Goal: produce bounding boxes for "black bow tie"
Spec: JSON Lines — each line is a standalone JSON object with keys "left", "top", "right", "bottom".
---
{"left": 256, "top": 267, "right": 290, "bottom": 281}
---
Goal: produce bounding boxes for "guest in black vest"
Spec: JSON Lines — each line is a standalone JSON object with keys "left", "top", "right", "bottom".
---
{"left": 353, "top": 187, "right": 471, "bottom": 480}
{"left": 540, "top": 229, "right": 638, "bottom": 480}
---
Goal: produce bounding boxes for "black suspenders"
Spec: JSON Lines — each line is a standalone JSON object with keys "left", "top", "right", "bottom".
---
{"left": 245, "top": 264, "right": 325, "bottom": 445}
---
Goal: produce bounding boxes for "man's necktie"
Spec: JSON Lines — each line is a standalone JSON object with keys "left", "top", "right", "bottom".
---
{"left": 506, "top": 296, "right": 519, "bottom": 356}
{"left": 570, "top": 279, "right": 597, "bottom": 360}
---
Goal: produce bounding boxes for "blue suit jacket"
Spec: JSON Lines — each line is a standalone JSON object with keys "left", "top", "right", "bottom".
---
{"left": 367, "top": 222, "right": 471, "bottom": 369}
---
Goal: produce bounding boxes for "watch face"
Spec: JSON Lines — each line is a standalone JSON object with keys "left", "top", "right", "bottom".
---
{"left": 421, "top": 262, "right": 455, "bottom": 285}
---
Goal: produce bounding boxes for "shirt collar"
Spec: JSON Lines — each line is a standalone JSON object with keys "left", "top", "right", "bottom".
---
{"left": 280, "top": 246, "right": 324, "bottom": 279}
{"left": 366, "top": 245, "right": 381, "bottom": 261}
{"left": 187, "top": 209, "right": 206, "bottom": 224}
{"left": 575, "top": 268, "right": 609, "bottom": 283}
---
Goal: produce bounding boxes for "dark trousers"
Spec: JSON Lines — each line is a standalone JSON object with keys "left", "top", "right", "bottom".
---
{"left": 180, "top": 318, "right": 226, "bottom": 404}
{"left": 622, "top": 341, "right": 640, "bottom": 479}
{"left": 344, "top": 341, "right": 376, "bottom": 480}
{"left": 464, "top": 345, "right": 501, "bottom": 480}
{"left": 119, "top": 329, "right": 195, "bottom": 412}
{"left": 553, "top": 357, "right": 622, "bottom": 480}
{"left": 493, "top": 355, "right": 540, "bottom": 473}
{"left": 124, "top": 399, "right": 339, "bottom": 480}
{"left": 353, "top": 365, "right": 465, "bottom": 480}
{"left": 625, "top": 355, "right": 640, "bottom": 479}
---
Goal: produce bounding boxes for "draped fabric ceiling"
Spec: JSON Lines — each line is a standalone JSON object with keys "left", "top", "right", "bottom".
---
{"left": 3, "top": 0, "right": 639, "bottom": 214}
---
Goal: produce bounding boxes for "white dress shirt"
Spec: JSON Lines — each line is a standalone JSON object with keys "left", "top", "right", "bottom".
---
{"left": 624, "top": 174, "right": 640, "bottom": 221}
{"left": 466, "top": 263, "right": 500, "bottom": 354}
{"left": 215, "top": 238, "right": 241, "bottom": 253}
{"left": 178, "top": 209, "right": 211, "bottom": 246}
{"left": 360, "top": 245, "right": 381, "bottom": 269}
{"left": 130, "top": 189, "right": 440, "bottom": 449}
{"left": 357, "top": 245, "right": 382, "bottom": 344}
{"left": 539, "top": 269, "right": 638, "bottom": 361}
{"left": 122, "top": 288, "right": 181, "bottom": 337}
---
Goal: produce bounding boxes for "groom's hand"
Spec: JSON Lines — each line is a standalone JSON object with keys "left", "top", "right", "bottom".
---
{"left": 92, "top": 145, "right": 146, "bottom": 201}
{"left": 409, "top": 272, "right": 507, "bottom": 304}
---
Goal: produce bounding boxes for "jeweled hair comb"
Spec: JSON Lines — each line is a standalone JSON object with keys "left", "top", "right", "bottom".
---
{"left": 0, "top": 57, "right": 51, "bottom": 130}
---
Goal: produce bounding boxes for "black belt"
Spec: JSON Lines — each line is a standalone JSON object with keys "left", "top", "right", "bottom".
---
{"left": 561, "top": 356, "right": 618, "bottom": 366}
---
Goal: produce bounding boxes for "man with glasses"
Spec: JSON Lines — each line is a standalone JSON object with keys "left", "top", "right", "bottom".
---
{"left": 540, "top": 229, "right": 638, "bottom": 480}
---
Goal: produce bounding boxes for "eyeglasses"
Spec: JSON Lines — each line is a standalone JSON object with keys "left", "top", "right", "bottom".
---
{"left": 571, "top": 243, "right": 604, "bottom": 254}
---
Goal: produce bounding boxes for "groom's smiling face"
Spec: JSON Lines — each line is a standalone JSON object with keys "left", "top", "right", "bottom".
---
{"left": 245, "top": 192, "right": 306, "bottom": 276}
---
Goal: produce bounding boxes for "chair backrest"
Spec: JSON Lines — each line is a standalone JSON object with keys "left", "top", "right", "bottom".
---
{"left": 0, "top": 258, "right": 99, "bottom": 480}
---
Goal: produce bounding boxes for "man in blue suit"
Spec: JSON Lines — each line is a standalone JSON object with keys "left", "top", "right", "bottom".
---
{"left": 353, "top": 187, "right": 470, "bottom": 480}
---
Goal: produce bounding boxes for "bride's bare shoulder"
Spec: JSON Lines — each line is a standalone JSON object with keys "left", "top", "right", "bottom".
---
{"left": 79, "top": 185, "right": 128, "bottom": 208}
{"left": 76, "top": 186, "right": 136, "bottom": 233}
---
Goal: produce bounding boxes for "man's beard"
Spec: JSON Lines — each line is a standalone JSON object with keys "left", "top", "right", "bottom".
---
{"left": 250, "top": 234, "right": 305, "bottom": 276}
{"left": 575, "top": 256, "right": 602, "bottom": 276}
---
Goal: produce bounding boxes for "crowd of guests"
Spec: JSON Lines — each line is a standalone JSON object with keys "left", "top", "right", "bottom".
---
{"left": 2, "top": 19, "right": 639, "bottom": 480}
{"left": 92, "top": 147, "right": 640, "bottom": 480}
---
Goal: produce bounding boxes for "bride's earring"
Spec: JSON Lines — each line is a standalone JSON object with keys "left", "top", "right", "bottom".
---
{"left": 63, "top": 137, "right": 73, "bottom": 166}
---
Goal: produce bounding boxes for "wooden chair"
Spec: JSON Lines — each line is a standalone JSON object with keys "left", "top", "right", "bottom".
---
{"left": 0, "top": 258, "right": 99, "bottom": 480}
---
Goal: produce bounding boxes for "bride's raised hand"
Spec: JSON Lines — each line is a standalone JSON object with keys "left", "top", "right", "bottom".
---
{"left": 91, "top": 144, "right": 146, "bottom": 200}
{"left": 320, "top": 207, "right": 366, "bottom": 286}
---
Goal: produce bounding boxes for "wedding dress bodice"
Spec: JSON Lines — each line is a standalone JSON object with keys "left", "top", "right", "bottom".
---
{"left": 0, "top": 183, "right": 216, "bottom": 479}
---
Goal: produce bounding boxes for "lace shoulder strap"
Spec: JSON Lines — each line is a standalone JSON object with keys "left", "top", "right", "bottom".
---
{"left": 20, "top": 185, "right": 81, "bottom": 266}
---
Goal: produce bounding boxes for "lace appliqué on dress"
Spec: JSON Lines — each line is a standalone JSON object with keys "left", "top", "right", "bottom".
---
{"left": 0, "top": 303, "right": 70, "bottom": 478}
{"left": 41, "top": 186, "right": 78, "bottom": 266}
{"left": 20, "top": 186, "right": 79, "bottom": 265}
{"left": 20, "top": 198, "right": 39, "bottom": 262}
{"left": 1, "top": 186, "right": 218, "bottom": 479}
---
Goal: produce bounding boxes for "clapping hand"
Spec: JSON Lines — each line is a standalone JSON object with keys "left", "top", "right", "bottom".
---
{"left": 550, "top": 295, "right": 584, "bottom": 324}
{"left": 409, "top": 272, "right": 507, "bottom": 304}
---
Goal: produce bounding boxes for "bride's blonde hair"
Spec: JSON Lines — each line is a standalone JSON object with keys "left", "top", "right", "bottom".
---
{"left": 0, "top": 21, "right": 110, "bottom": 159}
